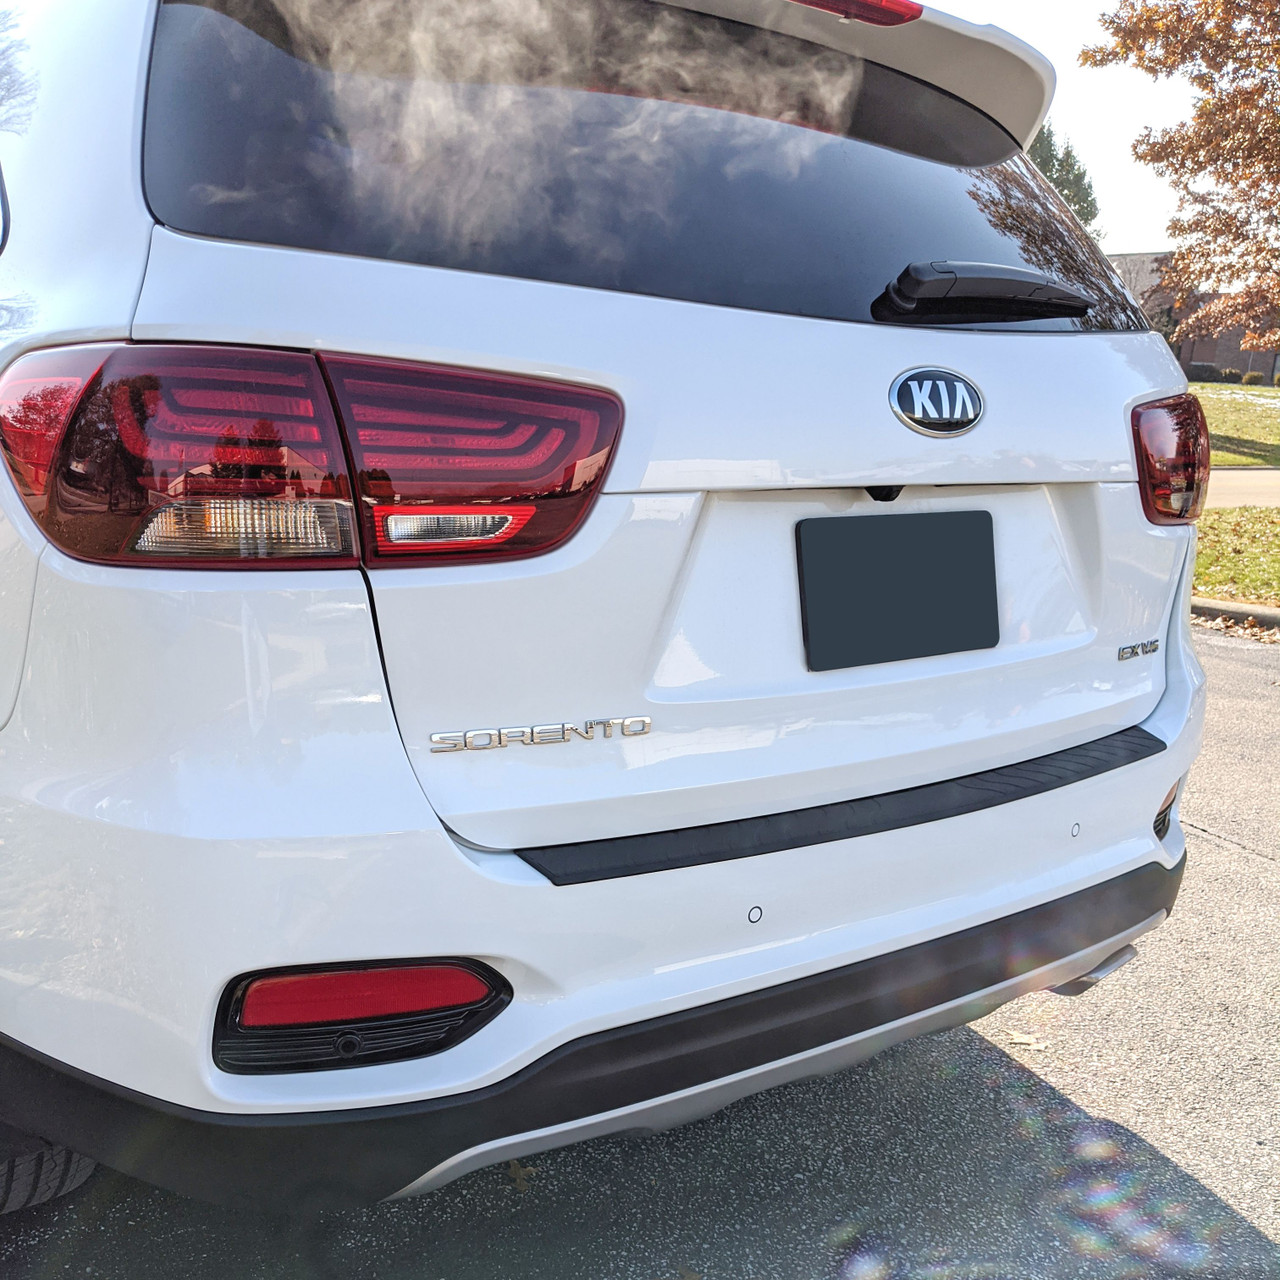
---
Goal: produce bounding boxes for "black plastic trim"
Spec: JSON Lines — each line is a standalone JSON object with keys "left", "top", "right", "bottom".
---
{"left": 0, "top": 856, "right": 1183, "bottom": 1212}
{"left": 517, "top": 726, "right": 1167, "bottom": 885}
{"left": 0, "top": 162, "right": 10, "bottom": 258}
{"left": 213, "top": 958, "right": 511, "bottom": 1074}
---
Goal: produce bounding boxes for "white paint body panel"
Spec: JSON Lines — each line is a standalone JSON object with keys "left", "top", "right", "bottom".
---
{"left": 0, "top": 0, "right": 155, "bottom": 365}
{"left": 0, "top": 0, "right": 158, "bottom": 721}
{"left": 135, "top": 231, "right": 1179, "bottom": 495}
{"left": 135, "top": 231, "right": 1190, "bottom": 850}
{"left": 0, "top": 537, "right": 1201, "bottom": 1112}
{"left": 0, "top": 0, "right": 1206, "bottom": 1168}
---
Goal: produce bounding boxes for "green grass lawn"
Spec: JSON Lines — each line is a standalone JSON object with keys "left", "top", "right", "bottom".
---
{"left": 1194, "top": 506, "right": 1280, "bottom": 607}
{"left": 1191, "top": 381, "right": 1280, "bottom": 467}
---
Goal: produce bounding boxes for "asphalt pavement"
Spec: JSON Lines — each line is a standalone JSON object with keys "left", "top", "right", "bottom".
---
{"left": 1, "top": 629, "right": 1278, "bottom": 1279}
{"left": 1207, "top": 467, "right": 1280, "bottom": 509}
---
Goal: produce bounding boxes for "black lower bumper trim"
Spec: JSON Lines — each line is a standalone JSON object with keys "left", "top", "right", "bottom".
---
{"left": 517, "top": 726, "right": 1166, "bottom": 884}
{"left": 0, "top": 856, "right": 1183, "bottom": 1212}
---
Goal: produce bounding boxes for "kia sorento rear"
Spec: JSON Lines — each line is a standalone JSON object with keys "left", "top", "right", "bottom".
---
{"left": 0, "top": 0, "right": 1203, "bottom": 1212}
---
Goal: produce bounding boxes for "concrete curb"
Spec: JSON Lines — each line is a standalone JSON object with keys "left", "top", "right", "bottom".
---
{"left": 1191, "top": 596, "right": 1280, "bottom": 630}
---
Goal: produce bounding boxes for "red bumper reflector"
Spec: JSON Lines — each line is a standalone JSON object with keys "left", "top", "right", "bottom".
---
{"left": 239, "top": 964, "right": 494, "bottom": 1029}
{"left": 1131, "top": 394, "right": 1211, "bottom": 525}
{"left": 792, "top": 0, "right": 923, "bottom": 24}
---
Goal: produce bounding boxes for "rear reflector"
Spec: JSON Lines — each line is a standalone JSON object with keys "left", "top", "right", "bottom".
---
{"left": 322, "top": 355, "right": 623, "bottom": 565}
{"left": 1132, "top": 394, "right": 1211, "bottom": 526}
{"left": 793, "top": 0, "right": 923, "bottom": 23}
{"left": 215, "top": 959, "right": 511, "bottom": 1073}
{"left": 239, "top": 964, "right": 493, "bottom": 1028}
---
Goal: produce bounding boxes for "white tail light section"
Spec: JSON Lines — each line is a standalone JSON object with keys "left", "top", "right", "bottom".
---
{"left": 377, "top": 504, "right": 537, "bottom": 550}
{"left": 0, "top": 345, "right": 623, "bottom": 568}
{"left": 132, "top": 497, "right": 356, "bottom": 560}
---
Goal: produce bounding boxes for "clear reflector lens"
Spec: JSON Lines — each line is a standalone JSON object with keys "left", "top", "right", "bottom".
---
{"left": 376, "top": 503, "right": 537, "bottom": 553}
{"left": 134, "top": 497, "right": 357, "bottom": 559}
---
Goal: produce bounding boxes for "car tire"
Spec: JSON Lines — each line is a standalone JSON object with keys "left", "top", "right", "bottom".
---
{"left": 0, "top": 1125, "right": 95, "bottom": 1214}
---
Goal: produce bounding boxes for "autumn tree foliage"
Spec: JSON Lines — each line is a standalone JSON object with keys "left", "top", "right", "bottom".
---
{"left": 1084, "top": 2, "right": 1280, "bottom": 349}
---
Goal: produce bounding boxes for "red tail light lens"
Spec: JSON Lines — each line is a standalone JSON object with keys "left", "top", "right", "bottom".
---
{"left": 794, "top": 0, "right": 923, "bottom": 23}
{"left": 0, "top": 345, "right": 623, "bottom": 568}
{"left": 239, "top": 963, "right": 493, "bottom": 1028}
{"left": 0, "top": 346, "right": 110, "bottom": 501}
{"left": 0, "top": 344, "right": 357, "bottom": 567}
{"left": 322, "top": 356, "right": 623, "bottom": 564}
{"left": 1132, "top": 394, "right": 1211, "bottom": 525}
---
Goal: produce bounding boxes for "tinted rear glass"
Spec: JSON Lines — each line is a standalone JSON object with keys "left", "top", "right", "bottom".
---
{"left": 144, "top": 0, "right": 1146, "bottom": 333}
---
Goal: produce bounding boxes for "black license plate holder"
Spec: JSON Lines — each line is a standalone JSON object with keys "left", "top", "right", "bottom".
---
{"left": 796, "top": 510, "right": 1000, "bottom": 673}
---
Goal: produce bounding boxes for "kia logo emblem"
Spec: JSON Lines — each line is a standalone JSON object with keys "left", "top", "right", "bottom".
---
{"left": 889, "top": 369, "right": 985, "bottom": 437}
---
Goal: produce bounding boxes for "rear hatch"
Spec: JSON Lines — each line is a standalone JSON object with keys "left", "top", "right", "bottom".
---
{"left": 139, "top": 0, "right": 1188, "bottom": 851}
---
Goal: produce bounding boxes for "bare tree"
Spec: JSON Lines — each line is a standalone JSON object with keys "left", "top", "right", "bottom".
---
{"left": 1112, "top": 256, "right": 1154, "bottom": 300}
{"left": 0, "top": 11, "right": 33, "bottom": 135}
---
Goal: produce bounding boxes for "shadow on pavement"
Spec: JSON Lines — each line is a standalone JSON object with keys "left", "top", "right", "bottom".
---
{"left": 1, "top": 1026, "right": 1275, "bottom": 1280}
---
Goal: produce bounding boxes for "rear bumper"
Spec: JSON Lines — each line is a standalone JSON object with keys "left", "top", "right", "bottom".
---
{"left": 0, "top": 856, "right": 1183, "bottom": 1212}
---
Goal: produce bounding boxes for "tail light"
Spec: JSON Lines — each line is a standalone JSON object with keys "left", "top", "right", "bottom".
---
{"left": 793, "top": 0, "right": 923, "bottom": 23}
{"left": 215, "top": 959, "right": 510, "bottom": 1074}
{"left": 0, "top": 344, "right": 623, "bottom": 568}
{"left": 0, "top": 344, "right": 357, "bottom": 567}
{"left": 1132, "top": 394, "right": 1211, "bottom": 526}
{"left": 322, "top": 355, "right": 623, "bottom": 565}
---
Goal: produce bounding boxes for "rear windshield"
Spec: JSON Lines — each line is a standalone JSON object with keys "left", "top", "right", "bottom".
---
{"left": 144, "top": 0, "right": 1147, "bottom": 334}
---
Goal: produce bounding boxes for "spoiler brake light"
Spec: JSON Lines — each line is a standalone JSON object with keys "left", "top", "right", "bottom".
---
{"left": 793, "top": 0, "right": 923, "bottom": 25}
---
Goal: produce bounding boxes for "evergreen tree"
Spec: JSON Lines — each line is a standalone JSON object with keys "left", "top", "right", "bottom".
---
{"left": 1028, "top": 122, "right": 1100, "bottom": 232}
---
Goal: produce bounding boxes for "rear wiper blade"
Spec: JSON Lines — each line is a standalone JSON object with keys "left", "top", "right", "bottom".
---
{"left": 872, "top": 261, "right": 1095, "bottom": 323}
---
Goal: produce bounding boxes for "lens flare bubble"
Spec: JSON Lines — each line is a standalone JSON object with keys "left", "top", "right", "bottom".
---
{"left": 839, "top": 1249, "right": 892, "bottom": 1280}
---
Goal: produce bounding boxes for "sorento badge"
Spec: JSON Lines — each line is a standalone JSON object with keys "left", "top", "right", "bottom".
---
{"left": 890, "top": 369, "right": 985, "bottom": 437}
{"left": 431, "top": 718, "right": 652, "bottom": 752}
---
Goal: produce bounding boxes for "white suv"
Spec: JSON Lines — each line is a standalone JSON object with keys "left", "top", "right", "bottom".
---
{"left": 0, "top": 0, "right": 1205, "bottom": 1213}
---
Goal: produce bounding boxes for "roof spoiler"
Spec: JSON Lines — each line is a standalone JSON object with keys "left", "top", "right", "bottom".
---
{"left": 654, "top": 0, "right": 1055, "bottom": 151}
